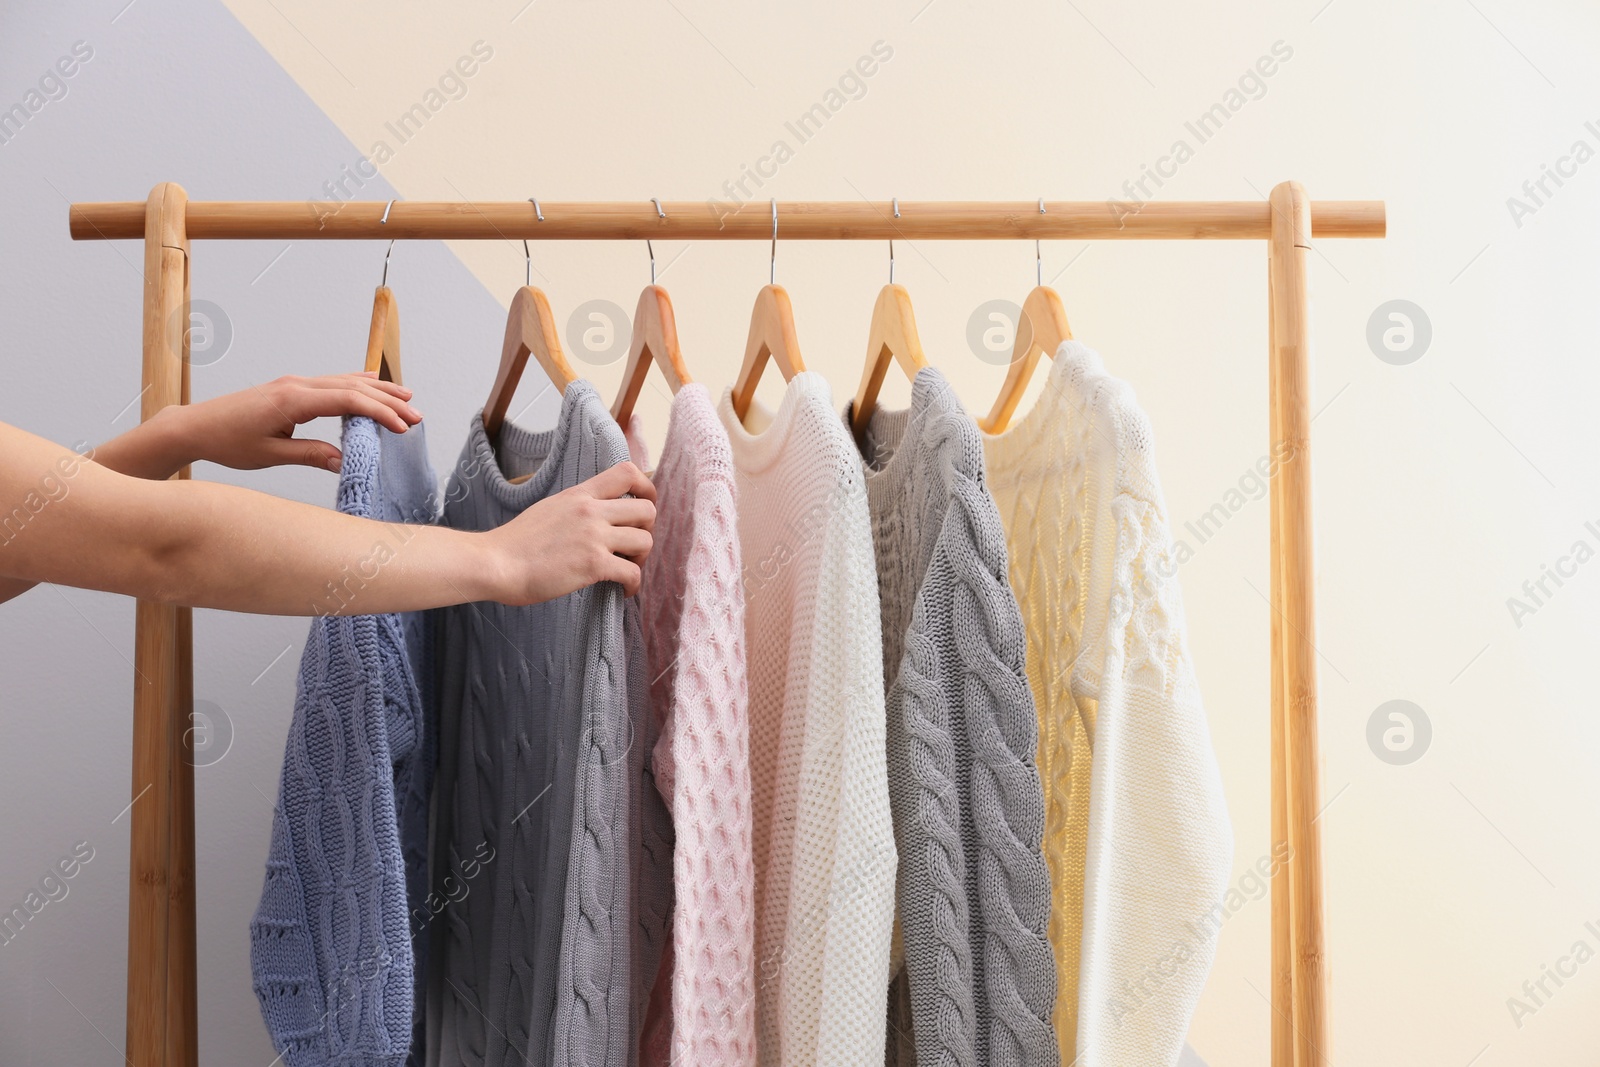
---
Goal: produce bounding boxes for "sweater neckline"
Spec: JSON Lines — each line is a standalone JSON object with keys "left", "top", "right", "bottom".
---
{"left": 664, "top": 383, "right": 738, "bottom": 485}
{"left": 467, "top": 380, "right": 600, "bottom": 510}
{"left": 717, "top": 370, "right": 833, "bottom": 476}
{"left": 848, "top": 366, "right": 948, "bottom": 500}
{"left": 980, "top": 339, "right": 1101, "bottom": 471}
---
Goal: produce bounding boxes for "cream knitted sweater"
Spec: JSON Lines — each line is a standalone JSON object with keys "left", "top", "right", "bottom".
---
{"left": 717, "top": 372, "right": 896, "bottom": 1067}
{"left": 625, "top": 386, "right": 758, "bottom": 1067}
{"left": 983, "top": 343, "right": 1232, "bottom": 1067}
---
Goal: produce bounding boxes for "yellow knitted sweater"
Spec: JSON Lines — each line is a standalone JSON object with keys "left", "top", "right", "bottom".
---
{"left": 982, "top": 342, "right": 1232, "bottom": 1067}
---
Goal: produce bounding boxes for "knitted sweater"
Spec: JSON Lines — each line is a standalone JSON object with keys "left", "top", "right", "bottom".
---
{"left": 251, "top": 416, "right": 439, "bottom": 1067}
{"left": 716, "top": 372, "right": 896, "bottom": 1067}
{"left": 425, "top": 384, "right": 672, "bottom": 1067}
{"left": 623, "top": 385, "right": 757, "bottom": 1067}
{"left": 850, "top": 368, "right": 1058, "bottom": 1067}
{"left": 982, "top": 343, "right": 1232, "bottom": 1067}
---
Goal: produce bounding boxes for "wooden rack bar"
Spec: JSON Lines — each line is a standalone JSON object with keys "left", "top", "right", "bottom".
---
{"left": 70, "top": 198, "right": 1385, "bottom": 242}
{"left": 73, "top": 183, "right": 1380, "bottom": 1067}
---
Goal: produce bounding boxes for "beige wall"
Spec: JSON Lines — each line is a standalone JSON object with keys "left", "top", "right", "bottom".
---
{"left": 5, "top": 0, "right": 1600, "bottom": 1062}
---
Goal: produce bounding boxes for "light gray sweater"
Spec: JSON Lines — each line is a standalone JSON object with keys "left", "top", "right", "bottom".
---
{"left": 852, "top": 368, "right": 1059, "bottom": 1067}
{"left": 425, "top": 383, "right": 672, "bottom": 1067}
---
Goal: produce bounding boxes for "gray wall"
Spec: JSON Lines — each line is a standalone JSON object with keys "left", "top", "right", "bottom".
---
{"left": 0, "top": 3, "right": 545, "bottom": 1062}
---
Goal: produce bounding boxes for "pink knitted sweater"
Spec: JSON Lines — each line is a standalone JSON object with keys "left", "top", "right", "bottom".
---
{"left": 625, "top": 385, "right": 757, "bottom": 1067}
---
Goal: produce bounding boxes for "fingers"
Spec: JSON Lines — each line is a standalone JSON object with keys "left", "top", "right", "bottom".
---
{"left": 273, "top": 375, "right": 422, "bottom": 433}
{"left": 605, "top": 526, "right": 653, "bottom": 560}
{"left": 283, "top": 386, "right": 418, "bottom": 434}
{"left": 598, "top": 555, "right": 643, "bottom": 597}
{"left": 351, "top": 371, "right": 413, "bottom": 401}
{"left": 257, "top": 436, "right": 342, "bottom": 473}
{"left": 597, "top": 497, "right": 656, "bottom": 532}
{"left": 580, "top": 461, "right": 657, "bottom": 504}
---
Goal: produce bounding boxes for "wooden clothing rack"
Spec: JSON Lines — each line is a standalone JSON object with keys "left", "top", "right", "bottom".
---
{"left": 68, "top": 183, "right": 1385, "bottom": 1067}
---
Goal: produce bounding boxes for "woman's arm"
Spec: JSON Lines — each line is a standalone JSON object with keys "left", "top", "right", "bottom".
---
{"left": 88, "top": 372, "right": 424, "bottom": 480}
{"left": 0, "top": 373, "right": 427, "bottom": 604}
{"left": 0, "top": 420, "right": 656, "bottom": 613}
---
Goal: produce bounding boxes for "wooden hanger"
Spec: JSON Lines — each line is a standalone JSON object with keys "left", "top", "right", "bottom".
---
{"left": 850, "top": 280, "right": 927, "bottom": 438}
{"left": 981, "top": 212, "right": 1074, "bottom": 434}
{"left": 482, "top": 240, "right": 577, "bottom": 446}
{"left": 979, "top": 284, "right": 1071, "bottom": 433}
{"left": 363, "top": 286, "right": 401, "bottom": 384}
{"left": 364, "top": 227, "right": 401, "bottom": 383}
{"left": 730, "top": 284, "right": 805, "bottom": 424}
{"left": 611, "top": 222, "right": 692, "bottom": 423}
{"left": 980, "top": 285, "right": 1073, "bottom": 434}
{"left": 730, "top": 200, "right": 805, "bottom": 424}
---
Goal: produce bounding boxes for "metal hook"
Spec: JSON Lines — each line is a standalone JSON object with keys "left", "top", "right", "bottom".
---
{"left": 648, "top": 199, "right": 666, "bottom": 285}
{"left": 890, "top": 198, "right": 899, "bottom": 284}
{"left": 519, "top": 198, "right": 545, "bottom": 287}
{"left": 380, "top": 199, "right": 396, "bottom": 286}
{"left": 1037, "top": 198, "right": 1045, "bottom": 288}
{"left": 769, "top": 198, "right": 778, "bottom": 285}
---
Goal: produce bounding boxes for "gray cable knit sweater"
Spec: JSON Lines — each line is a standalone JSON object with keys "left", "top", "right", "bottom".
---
{"left": 425, "top": 383, "right": 672, "bottom": 1067}
{"left": 851, "top": 368, "right": 1059, "bottom": 1067}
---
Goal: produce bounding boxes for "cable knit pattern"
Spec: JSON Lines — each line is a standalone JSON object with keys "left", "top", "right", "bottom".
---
{"left": 252, "top": 416, "right": 439, "bottom": 1067}
{"left": 983, "top": 343, "right": 1232, "bottom": 1067}
{"left": 425, "top": 386, "right": 670, "bottom": 1067}
{"left": 979, "top": 356, "right": 1094, "bottom": 1066}
{"left": 852, "top": 369, "right": 1057, "bottom": 1067}
{"left": 625, "top": 386, "right": 757, "bottom": 1067}
{"left": 716, "top": 373, "right": 896, "bottom": 1067}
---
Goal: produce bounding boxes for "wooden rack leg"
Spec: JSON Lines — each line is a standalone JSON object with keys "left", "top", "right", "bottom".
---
{"left": 1268, "top": 180, "right": 1328, "bottom": 1066}
{"left": 1267, "top": 266, "right": 1295, "bottom": 1065}
{"left": 126, "top": 182, "right": 194, "bottom": 1067}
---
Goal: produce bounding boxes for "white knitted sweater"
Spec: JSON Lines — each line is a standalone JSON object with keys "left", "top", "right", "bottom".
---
{"left": 717, "top": 372, "right": 896, "bottom": 1067}
{"left": 983, "top": 343, "right": 1232, "bottom": 1067}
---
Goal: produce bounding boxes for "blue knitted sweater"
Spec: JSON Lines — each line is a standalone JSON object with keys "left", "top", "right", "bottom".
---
{"left": 252, "top": 416, "right": 439, "bottom": 1067}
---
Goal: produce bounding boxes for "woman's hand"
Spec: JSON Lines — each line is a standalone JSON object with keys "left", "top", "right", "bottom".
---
{"left": 0, "top": 431, "right": 656, "bottom": 614}
{"left": 93, "top": 373, "right": 421, "bottom": 480}
{"left": 489, "top": 462, "right": 658, "bottom": 600}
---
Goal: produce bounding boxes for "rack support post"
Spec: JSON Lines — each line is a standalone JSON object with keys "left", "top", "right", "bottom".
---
{"left": 126, "top": 181, "right": 196, "bottom": 1067}
{"left": 1267, "top": 261, "right": 1294, "bottom": 1067}
{"left": 1268, "top": 180, "right": 1329, "bottom": 1066}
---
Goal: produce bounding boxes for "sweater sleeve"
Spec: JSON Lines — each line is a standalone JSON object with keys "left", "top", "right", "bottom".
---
{"left": 251, "top": 418, "right": 418, "bottom": 1067}
{"left": 1074, "top": 398, "right": 1233, "bottom": 1067}
{"left": 628, "top": 590, "right": 675, "bottom": 1061}
{"left": 949, "top": 463, "right": 1059, "bottom": 1065}
{"left": 657, "top": 476, "right": 757, "bottom": 1067}
{"left": 807, "top": 480, "right": 898, "bottom": 1067}
{"left": 888, "top": 407, "right": 1058, "bottom": 1067}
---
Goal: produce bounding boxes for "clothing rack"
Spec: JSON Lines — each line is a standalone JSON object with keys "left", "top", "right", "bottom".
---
{"left": 68, "top": 183, "right": 1385, "bottom": 1067}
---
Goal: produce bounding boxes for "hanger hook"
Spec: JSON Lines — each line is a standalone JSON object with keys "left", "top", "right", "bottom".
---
{"left": 889, "top": 198, "right": 899, "bottom": 284}
{"left": 519, "top": 198, "right": 545, "bottom": 286}
{"left": 1037, "top": 198, "right": 1045, "bottom": 288}
{"left": 769, "top": 198, "right": 778, "bottom": 285}
{"left": 648, "top": 198, "right": 666, "bottom": 285}
{"left": 380, "top": 199, "right": 396, "bottom": 287}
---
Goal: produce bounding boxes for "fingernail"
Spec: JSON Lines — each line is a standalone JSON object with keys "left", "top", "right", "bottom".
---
{"left": 406, "top": 406, "right": 422, "bottom": 420}
{"left": 328, "top": 456, "right": 342, "bottom": 472}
